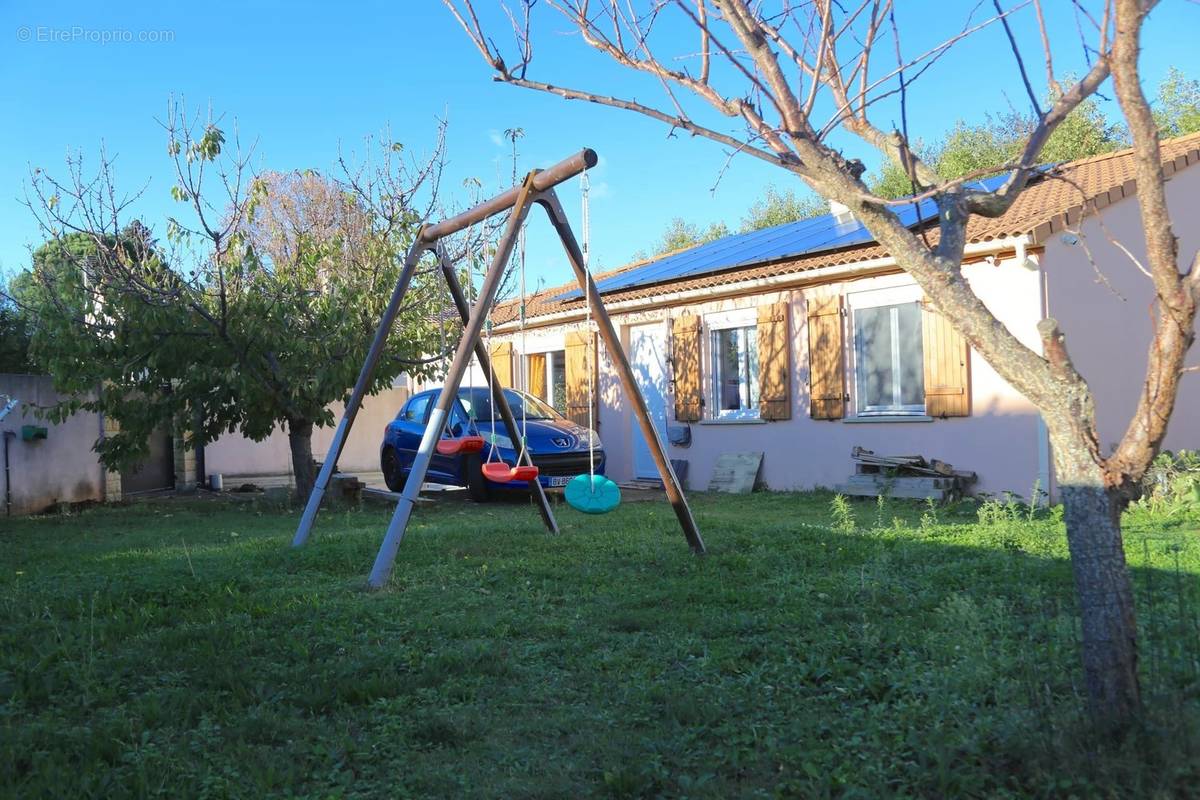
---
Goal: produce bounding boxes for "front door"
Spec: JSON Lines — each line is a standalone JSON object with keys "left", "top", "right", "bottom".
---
{"left": 628, "top": 322, "right": 669, "bottom": 480}
{"left": 121, "top": 426, "right": 175, "bottom": 495}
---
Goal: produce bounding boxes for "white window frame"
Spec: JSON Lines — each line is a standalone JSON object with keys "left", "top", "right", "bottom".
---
{"left": 543, "top": 353, "right": 556, "bottom": 408}
{"left": 544, "top": 349, "right": 565, "bottom": 412}
{"left": 705, "top": 309, "right": 760, "bottom": 421}
{"left": 847, "top": 285, "right": 925, "bottom": 417}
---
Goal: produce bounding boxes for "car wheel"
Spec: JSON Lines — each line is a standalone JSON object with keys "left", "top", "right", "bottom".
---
{"left": 464, "top": 453, "right": 491, "bottom": 503}
{"left": 381, "top": 446, "right": 406, "bottom": 492}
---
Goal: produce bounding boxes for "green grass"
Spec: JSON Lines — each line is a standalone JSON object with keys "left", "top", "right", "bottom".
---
{"left": 2, "top": 491, "right": 1199, "bottom": 798}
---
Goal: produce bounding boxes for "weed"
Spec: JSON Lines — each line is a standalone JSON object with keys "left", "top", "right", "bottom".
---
{"left": 920, "top": 496, "right": 940, "bottom": 532}
{"left": 874, "top": 492, "right": 888, "bottom": 530}
{"left": 831, "top": 493, "right": 856, "bottom": 534}
{"left": 1139, "top": 450, "right": 1200, "bottom": 514}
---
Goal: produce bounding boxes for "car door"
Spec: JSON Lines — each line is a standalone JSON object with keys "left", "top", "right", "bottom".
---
{"left": 394, "top": 392, "right": 432, "bottom": 471}
{"left": 427, "top": 397, "right": 470, "bottom": 485}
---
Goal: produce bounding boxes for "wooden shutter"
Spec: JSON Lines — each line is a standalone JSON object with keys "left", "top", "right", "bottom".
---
{"left": 489, "top": 341, "right": 513, "bottom": 388}
{"left": 806, "top": 294, "right": 845, "bottom": 420}
{"left": 671, "top": 313, "right": 703, "bottom": 422}
{"left": 527, "top": 353, "right": 547, "bottom": 399}
{"left": 922, "top": 300, "right": 970, "bottom": 417}
{"left": 564, "top": 329, "right": 597, "bottom": 428}
{"left": 757, "top": 300, "right": 791, "bottom": 420}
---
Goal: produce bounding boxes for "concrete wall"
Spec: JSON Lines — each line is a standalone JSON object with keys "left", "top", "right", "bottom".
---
{"left": 202, "top": 387, "right": 410, "bottom": 482}
{"left": 484, "top": 254, "right": 1047, "bottom": 499}
{"left": 1043, "top": 164, "right": 1200, "bottom": 459}
{"left": 1, "top": 374, "right": 106, "bottom": 516}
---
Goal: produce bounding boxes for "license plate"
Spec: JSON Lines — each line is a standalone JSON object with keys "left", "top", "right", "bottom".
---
{"left": 548, "top": 476, "right": 571, "bottom": 488}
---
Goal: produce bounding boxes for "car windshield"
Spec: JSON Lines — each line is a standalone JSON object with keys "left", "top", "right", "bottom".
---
{"left": 457, "top": 388, "right": 561, "bottom": 422}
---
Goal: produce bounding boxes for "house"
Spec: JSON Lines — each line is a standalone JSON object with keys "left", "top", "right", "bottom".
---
{"left": 475, "top": 133, "right": 1200, "bottom": 500}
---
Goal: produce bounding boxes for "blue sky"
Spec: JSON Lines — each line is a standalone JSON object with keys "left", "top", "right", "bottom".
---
{"left": 1, "top": 1, "right": 1195, "bottom": 292}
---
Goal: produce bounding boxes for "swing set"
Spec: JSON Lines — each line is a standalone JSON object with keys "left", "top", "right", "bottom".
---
{"left": 291, "top": 149, "right": 705, "bottom": 588}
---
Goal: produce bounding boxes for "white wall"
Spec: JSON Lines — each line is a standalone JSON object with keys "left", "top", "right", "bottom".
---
{"left": 1043, "top": 164, "right": 1200, "bottom": 458}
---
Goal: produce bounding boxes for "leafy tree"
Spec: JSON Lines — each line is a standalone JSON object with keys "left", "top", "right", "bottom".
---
{"left": 870, "top": 94, "right": 1122, "bottom": 199}
{"left": 641, "top": 186, "right": 824, "bottom": 259}
{"left": 16, "top": 105, "right": 446, "bottom": 499}
{"left": 870, "top": 69, "right": 1200, "bottom": 201}
{"left": 1036, "top": 93, "right": 1123, "bottom": 163}
{"left": 640, "top": 216, "right": 730, "bottom": 258}
{"left": 739, "top": 185, "right": 825, "bottom": 231}
{"left": 0, "top": 290, "right": 34, "bottom": 373}
{"left": 19, "top": 228, "right": 199, "bottom": 466}
{"left": 933, "top": 120, "right": 1021, "bottom": 186}
{"left": 1154, "top": 66, "right": 1200, "bottom": 137}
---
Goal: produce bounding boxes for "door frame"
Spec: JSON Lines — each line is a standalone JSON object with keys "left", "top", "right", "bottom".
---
{"left": 627, "top": 321, "right": 669, "bottom": 480}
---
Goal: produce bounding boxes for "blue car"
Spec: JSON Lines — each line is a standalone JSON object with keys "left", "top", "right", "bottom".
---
{"left": 381, "top": 387, "right": 605, "bottom": 501}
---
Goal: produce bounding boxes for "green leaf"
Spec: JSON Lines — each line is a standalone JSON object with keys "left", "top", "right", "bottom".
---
{"left": 197, "top": 125, "right": 225, "bottom": 161}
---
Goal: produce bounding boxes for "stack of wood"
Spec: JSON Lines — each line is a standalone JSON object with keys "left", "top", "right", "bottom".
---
{"left": 836, "top": 446, "right": 977, "bottom": 502}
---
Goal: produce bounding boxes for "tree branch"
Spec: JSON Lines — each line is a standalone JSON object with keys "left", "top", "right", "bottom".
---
{"left": 1106, "top": 0, "right": 1196, "bottom": 487}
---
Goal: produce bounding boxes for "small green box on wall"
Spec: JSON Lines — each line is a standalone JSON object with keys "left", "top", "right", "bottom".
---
{"left": 21, "top": 425, "right": 48, "bottom": 442}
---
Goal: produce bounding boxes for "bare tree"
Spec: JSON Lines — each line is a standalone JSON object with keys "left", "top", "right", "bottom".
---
{"left": 443, "top": 0, "right": 1199, "bottom": 726}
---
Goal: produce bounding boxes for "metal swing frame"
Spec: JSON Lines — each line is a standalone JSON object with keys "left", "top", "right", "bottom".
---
{"left": 291, "top": 149, "right": 705, "bottom": 588}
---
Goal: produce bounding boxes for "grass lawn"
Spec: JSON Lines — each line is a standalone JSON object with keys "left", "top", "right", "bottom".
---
{"left": 2, "top": 490, "right": 1199, "bottom": 798}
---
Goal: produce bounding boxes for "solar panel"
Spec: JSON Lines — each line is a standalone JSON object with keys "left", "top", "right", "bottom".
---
{"left": 558, "top": 173, "right": 1018, "bottom": 301}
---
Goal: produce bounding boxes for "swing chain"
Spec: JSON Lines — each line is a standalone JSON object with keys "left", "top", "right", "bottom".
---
{"left": 517, "top": 218, "right": 530, "bottom": 463}
{"left": 581, "top": 166, "right": 596, "bottom": 486}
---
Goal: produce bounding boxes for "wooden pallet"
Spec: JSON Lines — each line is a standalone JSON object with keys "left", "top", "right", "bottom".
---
{"left": 851, "top": 447, "right": 977, "bottom": 483}
{"left": 839, "top": 447, "right": 976, "bottom": 501}
{"left": 836, "top": 474, "right": 957, "bottom": 501}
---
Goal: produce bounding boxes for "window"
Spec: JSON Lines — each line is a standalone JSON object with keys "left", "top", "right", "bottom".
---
{"left": 446, "top": 399, "right": 472, "bottom": 436}
{"left": 401, "top": 393, "right": 430, "bottom": 422}
{"left": 709, "top": 323, "right": 759, "bottom": 419}
{"left": 853, "top": 299, "right": 925, "bottom": 415}
{"left": 457, "top": 387, "right": 561, "bottom": 422}
{"left": 548, "top": 350, "right": 567, "bottom": 416}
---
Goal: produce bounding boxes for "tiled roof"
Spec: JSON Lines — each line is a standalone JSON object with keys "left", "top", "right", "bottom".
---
{"left": 492, "top": 132, "right": 1200, "bottom": 326}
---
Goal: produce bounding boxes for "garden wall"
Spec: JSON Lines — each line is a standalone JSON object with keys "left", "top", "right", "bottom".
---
{"left": 202, "top": 386, "right": 410, "bottom": 485}
{"left": 0, "top": 374, "right": 106, "bottom": 516}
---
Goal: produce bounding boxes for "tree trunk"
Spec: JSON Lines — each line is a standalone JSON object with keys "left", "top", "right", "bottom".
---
{"left": 1053, "top": 436, "right": 1142, "bottom": 727}
{"left": 287, "top": 418, "right": 316, "bottom": 504}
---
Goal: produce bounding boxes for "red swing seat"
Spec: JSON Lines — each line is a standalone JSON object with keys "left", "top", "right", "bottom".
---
{"left": 511, "top": 464, "right": 539, "bottom": 481}
{"left": 436, "top": 435, "right": 485, "bottom": 456}
{"left": 481, "top": 461, "right": 540, "bottom": 483}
